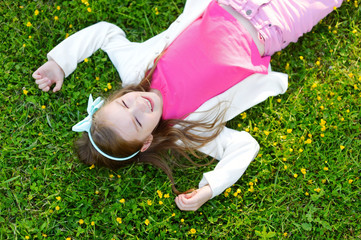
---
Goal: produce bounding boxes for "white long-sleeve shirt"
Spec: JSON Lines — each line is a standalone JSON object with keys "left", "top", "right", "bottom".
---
{"left": 48, "top": 0, "right": 288, "bottom": 198}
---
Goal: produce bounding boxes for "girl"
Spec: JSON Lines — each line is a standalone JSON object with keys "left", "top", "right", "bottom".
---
{"left": 33, "top": 0, "right": 343, "bottom": 211}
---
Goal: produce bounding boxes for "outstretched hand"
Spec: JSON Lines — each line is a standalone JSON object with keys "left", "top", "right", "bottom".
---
{"left": 32, "top": 60, "right": 65, "bottom": 92}
{"left": 175, "top": 185, "right": 212, "bottom": 211}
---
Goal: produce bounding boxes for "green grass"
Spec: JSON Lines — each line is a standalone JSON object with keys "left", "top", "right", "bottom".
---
{"left": 0, "top": 0, "right": 360, "bottom": 239}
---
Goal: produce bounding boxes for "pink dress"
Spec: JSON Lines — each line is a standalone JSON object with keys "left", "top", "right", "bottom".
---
{"left": 151, "top": 0, "right": 270, "bottom": 120}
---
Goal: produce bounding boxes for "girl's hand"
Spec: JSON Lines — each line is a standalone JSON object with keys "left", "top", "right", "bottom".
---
{"left": 175, "top": 185, "right": 212, "bottom": 211}
{"left": 32, "top": 60, "right": 65, "bottom": 92}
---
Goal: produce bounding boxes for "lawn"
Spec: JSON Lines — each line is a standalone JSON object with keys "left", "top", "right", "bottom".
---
{"left": 0, "top": 0, "right": 360, "bottom": 239}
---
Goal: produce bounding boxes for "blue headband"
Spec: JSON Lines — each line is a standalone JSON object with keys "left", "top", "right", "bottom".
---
{"left": 72, "top": 94, "right": 139, "bottom": 161}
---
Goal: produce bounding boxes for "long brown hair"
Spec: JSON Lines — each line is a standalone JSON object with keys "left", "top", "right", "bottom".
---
{"left": 75, "top": 58, "right": 226, "bottom": 194}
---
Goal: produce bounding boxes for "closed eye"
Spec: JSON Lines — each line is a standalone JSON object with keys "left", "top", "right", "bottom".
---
{"left": 122, "top": 100, "right": 128, "bottom": 108}
{"left": 121, "top": 100, "right": 142, "bottom": 127}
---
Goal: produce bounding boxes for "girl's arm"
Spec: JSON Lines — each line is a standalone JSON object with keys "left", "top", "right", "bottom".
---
{"left": 33, "top": 21, "right": 132, "bottom": 92}
{"left": 175, "top": 127, "right": 259, "bottom": 211}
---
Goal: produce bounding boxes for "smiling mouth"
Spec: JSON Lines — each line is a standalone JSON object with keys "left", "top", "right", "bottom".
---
{"left": 143, "top": 97, "right": 153, "bottom": 111}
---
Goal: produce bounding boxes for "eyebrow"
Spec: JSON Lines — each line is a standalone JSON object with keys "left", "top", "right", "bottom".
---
{"left": 116, "top": 101, "right": 140, "bottom": 132}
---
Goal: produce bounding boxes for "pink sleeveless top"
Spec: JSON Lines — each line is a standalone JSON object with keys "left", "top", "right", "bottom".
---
{"left": 151, "top": 0, "right": 270, "bottom": 120}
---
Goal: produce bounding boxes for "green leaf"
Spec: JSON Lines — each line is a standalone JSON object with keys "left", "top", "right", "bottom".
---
{"left": 301, "top": 223, "right": 312, "bottom": 231}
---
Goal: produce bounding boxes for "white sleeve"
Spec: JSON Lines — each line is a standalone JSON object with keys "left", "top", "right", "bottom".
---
{"left": 47, "top": 21, "right": 140, "bottom": 85}
{"left": 197, "top": 127, "right": 259, "bottom": 198}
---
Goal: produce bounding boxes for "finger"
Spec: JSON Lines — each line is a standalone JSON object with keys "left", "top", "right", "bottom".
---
{"left": 42, "top": 86, "right": 50, "bottom": 92}
{"left": 38, "top": 82, "right": 50, "bottom": 90}
{"left": 32, "top": 70, "right": 41, "bottom": 79}
{"left": 35, "top": 78, "right": 49, "bottom": 85}
{"left": 184, "top": 191, "right": 197, "bottom": 199}
{"left": 53, "top": 80, "right": 63, "bottom": 92}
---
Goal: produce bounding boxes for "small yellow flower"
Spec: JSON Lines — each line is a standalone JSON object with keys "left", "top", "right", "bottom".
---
{"left": 314, "top": 188, "right": 321, "bottom": 193}
{"left": 320, "top": 105, "right": 324, "bottom": 110}
{"left": 323, "top": 167, "right": 329, "bottom": 171}
{"left": 237, "top": 123, "right": 241, "bottom": 128}
{"left": 145, "top": 219, "right": 150, "bottom": 226}
{"left": 42, "top": 233, "right": 47, "bottom": 237}
{"left": 104, "top": 88, "right": 108, "bottom": 92}
{"left": 248, "top": 186, "right": 254, "bottom": 192}
{"left": 289, "top": 148, "right": 293, "bottom": 152}
{"left": 89, "top": 164, "right": 95, "bottom": 169}
{"left": 284, "top": 165, "right": 287, "bottom": 170}
{"left": 157, "top": 190, "right": 163, "bottom": 198}
{"left": 305, "top": 139, "right": 312, "bottom": 144}
{"left": 164, "top": 194, "right": 170, "bottom": 198}
{"left": 322, "top": 179, "right": 326, "bottom": 184}
{"left": 224, "top": 192, "right": 229, "bottom": 197}
{"left": 25, "top": 236, "right": 30, "bottom": 239}
{"left": 253, "top": 127, "right": 259, "bottom": 131}
{"left": 294, "top": 174, "right": 298, "bottom": 178}
{"left": 301, "top": 168, "right": 306, "bottom": 175}
{"left": 282, "top": 158, "right": 287, "bottom": 161}
{"left": 116, "top": 217, "right": 122, "bottom": 224}
{"left": 226, "top": 188, "right": 231, "bottom": 193}
{"left": 320, "top": 119, "right": 326, "bottom": 126}
{"left": 57, "top": 6, "right": 61, "bottom": 10}
{"left": 87, "top": 8, "right": 92, "bottom": 12}
{"left": 147, "top": 199, "right": 152, "bottom": 206}
{"left": 340, "top": 145, "right": 345, "bottom": 150}
{"left": 181, "top": 218, "right": 184, "bottom": 223}
{"left": 277, "top": 98, "right": 281, "bottom": 103}
{"left": 23, "top": 89, "right": 28, "bottom": 95}
{"left": 333, "top": 6, "right": 337, "bottom": 10}
{"left": 54, "top": 16, "right": 59, "bottom": 21}
{"left": 159, "top": 201, "right": 163, "bottom": 205}
{"left": 26, "top": 22, "right": 32, "bottom": 27}
{"left": 299, "top": 56, "right": 304, "bottom": 60}
{"left": 35, "top": 10, "right": 39, "bottom": 15}
{"left": 107, "top": 83, "right": 112, "bottom": 90}
{"left": 91, "top": 221, "right": 95, "bottom": 226}
{"left": 317, "top": 96, "right": 321, "bottom": 101}
{"left": 95, "top": 190, "right": 99, "bottom": 194}
{"left": 241, "top": 112, "right": 247, "bottom": 119}
{"left": 55, "top": 206, "right": 60, "bottom": 210}
{"left": 264, "top": 130, "right": 270, "bottom": 136}
{"left": 352, "top": 29, "right": 357, "bottom": 34}
{"left": 171, "top": 213, "right": 175, "bottom": 217}
{"left": 69, "top": 24, "right": 73, "bottom": 28}
{"left": 285, "top": 63, "right": 290, "bottom": 70}
{"left": 316, "top": 61, "right": 320, "bottom": 66}
{"left": 320, "top": 133, "right": 325, "bottom": 137}
{"left": 305, "top": 192, "right": 309, "bottom": 196}
{"left": 321, "top": 126, "right": 326, "bottom": 131}
{"left": 84, "top": 58, "right": 88, "bottom": 63}
{"left": 348, "top": 179, "right": 353, "bottom": 184}
{"left": 119, "top": 198, "right": 125, "bottom": 203}
{"left": 79, "top": 219, "right": 84, "bottom": 225}
{"left": 283, "top": 232, "right": 288, "bottom": 237}
{"left": 249, "top": 182, "right": 253, "bottom": 186}
{"left": 41, "top": 105, "right": 46, "bottom": 109}
{"left": 96, "top": 76, "right": 100, "bottom": 80}
{"left": 56, "top": 196, "right": 61, "bottom": 201}
{"left": 287, "top": 129, "right": 292, "bottom": 133}
{"left": 190, "top": 228, "right": 196, "bottom": 234}
{"left": 65, "top": 33, "right": 69, "bottom": 39}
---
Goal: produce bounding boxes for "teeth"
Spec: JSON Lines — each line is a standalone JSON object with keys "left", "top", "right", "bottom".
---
{"left": 145, "top": 99, "right": 152, "bottom": 110}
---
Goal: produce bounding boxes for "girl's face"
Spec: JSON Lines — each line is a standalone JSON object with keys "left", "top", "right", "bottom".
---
{"left": 99, "top": 89, "right": 163, "bottom": 144}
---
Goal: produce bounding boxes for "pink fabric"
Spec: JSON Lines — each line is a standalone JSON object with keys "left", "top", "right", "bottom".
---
{"left": 217, "top": 0, "right": 344, "bottom": 56}
{"left": 150, "top": 0, "right": 270, "bottom": 120}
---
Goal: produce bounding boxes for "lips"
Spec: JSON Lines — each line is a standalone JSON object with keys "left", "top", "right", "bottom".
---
{"left": 143, "top": 97, "right": 153, "bottom": 112}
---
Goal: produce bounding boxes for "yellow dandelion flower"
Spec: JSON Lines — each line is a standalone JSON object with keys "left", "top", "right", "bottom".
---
{"left": 41, "top": 105, "right": 46, "bottom": 109}
{"left": 340, "top": 145, "right": 345, "bottom": 150}
{"left": 314, "top": 188, "right": 321, "bottom": 193}
{"left": 57, "top": 6, "right": 61, "bottom": 10}
{"left": 26, "top": 22, "right": 32, "bottom": 27}
{"left": 157, "top": 190, "right": 163, "bottom": 198}
{"left": 320, "top": 133, "right": 325, "bottom": 137}
{"left": 283, "top": 232, "right": 288, "bottom": 237}
{"left": 308, "top": 179, "right": 313, "bottom": 184}
{"left": 321, "top": 126, "right": 326, "bottom": 131}
{"left": 79, "top": 219, "right": 84, "bottom": 225}
{"left": 65, "top": 33, "right": 69, "bottom": 38}
{"left": 147, "top": 199, "right": 152, "bottom": 206}
{"left": 282, "top": 158, "right": 287, "bottom": 161}
{"left": 42, "top": 233, "right": 47, "bottom": 237}
{"left": 89, "top": 164, "right": 95, "bottom": 169}
{"left": 23, "top": 89, "right": 28, "bottom": 95}
{"left": 264, "top": 130, "right": 270, "bottom": 136}
{"left": 245, "top": 128, "right": 249, "bottom": 132}
{"left": 289, "top": 148, "right": 293, "bottom": 152}
{"left": 56, "top": 196, "right": 61, "bottom": 201}
{"left": 35, "top": 9, "right": 39, "bottom": 15}
{"left": 116, "top": 217, "right": 122, "bottom": 224}
{"left": 107, "top": 83, "right": 112, "bottom": 90}
{"left": 55, "top": 206, "right": 60, "bottom": 210}
{"left": 87, "top": 7, "right": 92, "bottom": 12}
{"left": 346, "top": 109, "right": 350, "bottom": 113}
{"left": 299, "top": 56, "right": 304, "bottom": 60}
{"left": 320, "top": 119, "right": 326, "bottom": 126}
{"left": 104, "top": 88, "right": 108, "bottom": 92}
{"left": 181, "top": 218, "right": 185, "bottom": 223}
{"left": 311, "top": 83, "right": 317, "bottom": 89}
{"left": 317, "top": 96, "right": 321, "bottom": 100}
{"left": 348, "top": 179, "right": 353, "bottom": 184}
{"left": 316, "top": 61, "right": 320, "bottom": 66}
{"left": 91, "top": 221, "right": 95, "bottom": 226}
{"left": 294, "top": 173, "right": 298, "bottom": 178}
{"left": 145, "top": 219, "right": 150, "bottom": 226}
{"left": 287, "top": 129, "right": 292, "bottom": 133}
{"left": 25, "top": 236, "right": 30, "bottom": 240}
{"left": 320, "top": 105, "right": 324, "bottom": 110}
{"left": 301, "top": 168, "right": 306, "bottom": 175}
{"left": 190, "top": 228, "right": 196, "bottom": 234}
{"left": 322, "top": 179, "right": 326, "bottom": 184}
{"left": 109, "top": 174, "right": 114, "bottom": 178}
{"left": 285, "top": 63, "right": 290, "bottom": 70}
{"left": 54, "top": 16, "right": 59, "bottom": 21}
{"left": 226, "top": 188, "right": 231, "bottom": 193}
{"left": 164, "top": 194, "right": 170, "bottom": 198}
{"left": 159, "top": 201, "right": 163, "bottom": 205}
{"left": 119, "top": 199, "right": 125, "bottom": 203}
{"left": 84, "top": 58, "right": 88, "bottom": 63}
{"left": 95, "top": 190, "right": 99, "bottom": 194}
{"left": 305, "top": 139, "right": 312, "bottom": 144}
{"left": 69, "top": 24, "right": 73, "bottom": 28}
{"left": 248, "top": 186, "right": 254, "bottom": 192}
{"left": 323, "top": 167, "right": 329, "bottom": 171}
{"left": 237, "top": 189, "right": 241, "bottom": 193}
{"left": 237, "top": 123, "right": 241, "bottom": 128}
{"left": 352, "top": 29, "right": 357, "bottom": 34}
{"left": 96, "top": 76, "right": 100, "bottom": 80}
{"left": 172, "top": 213, "right": 175, "bottom": 217}
{"left": 277, "top": 98, "right": 281, "bottom": 103}
{"left": 305, "top": 192, "right": 309, "bottom": 196}
{"left": 253, "top": 127, "right": 259, "bottom": 131}
{"left": 241, "top": 112, "right": 247, "bottom": 119}
{"left": 224, "top": 192, "right": 229, "bottom": 197}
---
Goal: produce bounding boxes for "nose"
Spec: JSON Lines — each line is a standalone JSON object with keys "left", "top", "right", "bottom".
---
{"left": 130, "top": 97, "right": 148, "bottom": 114}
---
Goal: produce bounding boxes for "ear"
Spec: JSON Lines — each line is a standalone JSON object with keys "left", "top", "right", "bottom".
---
{"left": 140, "top": 135, "right": 153, "bottom": 152}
